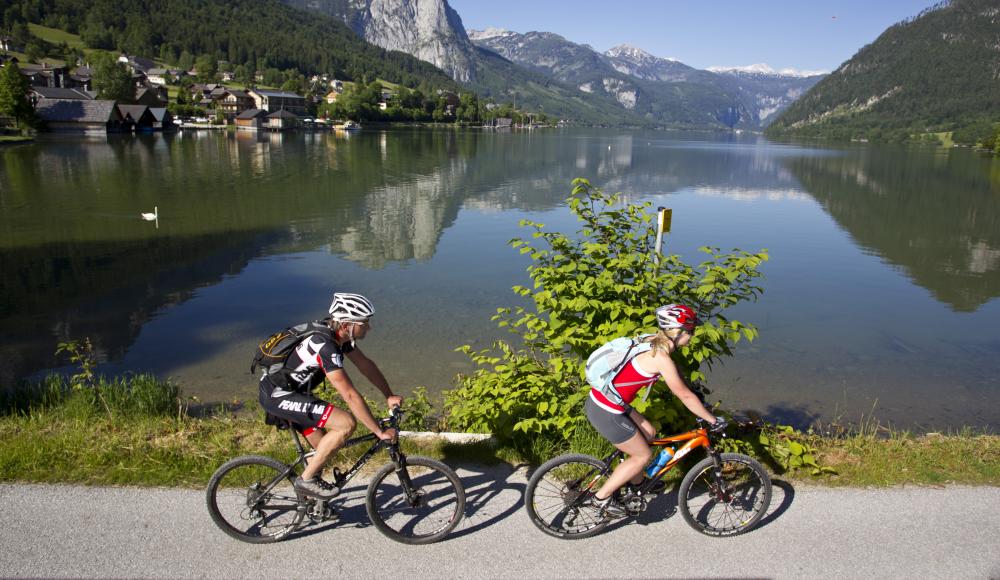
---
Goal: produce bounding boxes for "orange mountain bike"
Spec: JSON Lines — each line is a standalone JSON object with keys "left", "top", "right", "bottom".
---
{"left": 524, "top": 418, "right": 772, "bottom": 539}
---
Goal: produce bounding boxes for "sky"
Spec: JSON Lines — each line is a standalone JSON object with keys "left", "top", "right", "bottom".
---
{"left": 447, "top": 0, "right": 941, "bottom": 74}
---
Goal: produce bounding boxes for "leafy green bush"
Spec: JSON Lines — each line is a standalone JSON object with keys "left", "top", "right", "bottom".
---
{"left": 444, "top": 179, "right": 767, "bottom": 453}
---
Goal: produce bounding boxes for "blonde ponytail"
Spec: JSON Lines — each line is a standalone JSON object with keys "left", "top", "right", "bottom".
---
{"left": 644, "top": 328, "right": 684, "bottom": 355}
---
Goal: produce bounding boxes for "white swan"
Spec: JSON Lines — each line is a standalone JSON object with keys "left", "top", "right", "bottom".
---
{"left": 141, "top": 206, "right": 158, "bottom": 221}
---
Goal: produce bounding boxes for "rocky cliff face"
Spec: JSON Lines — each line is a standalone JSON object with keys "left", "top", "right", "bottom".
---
{"left": 283, "top": 0, "right": 476, "bottom": 82}
{"left": 709, "top": 67, "right": 825, "bottom": 126}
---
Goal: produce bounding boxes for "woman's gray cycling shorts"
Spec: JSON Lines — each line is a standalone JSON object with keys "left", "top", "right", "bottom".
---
{"left": 585, "top": 396, "right": 638, "bottom": 444}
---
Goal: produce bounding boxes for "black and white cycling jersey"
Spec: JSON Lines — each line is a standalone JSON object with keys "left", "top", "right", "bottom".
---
{"left": 267, "top": 334, "right": 354, "bottom": 395}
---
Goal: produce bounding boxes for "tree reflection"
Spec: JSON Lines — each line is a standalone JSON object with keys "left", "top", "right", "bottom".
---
{"left": 786, "top": 147, "right": 1000, "bottom": 312}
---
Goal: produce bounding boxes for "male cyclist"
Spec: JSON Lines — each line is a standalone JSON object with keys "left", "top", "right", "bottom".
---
{"left": 258, "top": 292, "right": 402, "bottom": 499}
{"left": 585, "top": 304, "right": 727, "bottom": 517}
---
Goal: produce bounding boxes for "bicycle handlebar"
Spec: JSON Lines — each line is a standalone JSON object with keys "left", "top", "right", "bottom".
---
{"left": 382, "top": 406, "right": 405, "bottom": 430}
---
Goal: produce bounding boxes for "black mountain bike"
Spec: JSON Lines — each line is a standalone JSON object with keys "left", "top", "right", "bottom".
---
{"left": 206, "top": 407, "right": 465, "bottom": 545}
{"left": 524, "top": 417, "right": 772, "bottom": 539}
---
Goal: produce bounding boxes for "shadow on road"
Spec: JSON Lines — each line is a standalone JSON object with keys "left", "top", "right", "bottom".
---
{"left": 756, "top": 478, "right": 795, "bottom": 531}
{"left": 447, "top": 463, "right": 528, "bottom": 540}
{"left": 285, "top": 463, "right": 531, "bottom": 542}
{"left": 603, "top": 477, "right": 795, "bottom": 536}
{"left": 285, "top": 482, "right": 375, "bottom": 540}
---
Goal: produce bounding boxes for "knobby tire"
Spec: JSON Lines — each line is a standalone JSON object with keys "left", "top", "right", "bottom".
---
{"left": 524, "top": 453, "right": 613, "bottom": 539}
{"left": 365, "top": 455, "right": 465, "bottom": 544}
{"left": 678, "top": 452, "right": 772, "bottom": 537}
{"left": 206, "top": 455, "right": 303, "bottom": 543}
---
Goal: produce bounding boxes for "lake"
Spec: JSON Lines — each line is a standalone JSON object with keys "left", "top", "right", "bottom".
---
{"left": 2, "top": 127, "right": 998, "bottom": 431}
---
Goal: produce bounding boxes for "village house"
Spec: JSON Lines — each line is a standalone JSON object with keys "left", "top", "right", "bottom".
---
{"left": 437, "top": 90, "right": 460, "bottom": 116}
{"left": 265, "top": 109, "right": 298, "bottom": 131}
{"left": 148, "top": 107, "right": 175, "bottom": 131}
{"left": 247, "top": 88, "right": 307, "bottom": 116}
{"left": 378, "top": 88, "right": 397, "bottom": 111}
{"left": 66, "top": 66, "right": 92, "bottom": 90}
{"left": 1, "top": 35, "right": 23, "bottom": 53}
{"left": 145, "top": 68, "right": 184, "bottom": 86}
{"left": 146, "top": 68, "right": 169, "bottom": 85}
{"left": 34, "top": 99, "right": 124, "bottom": 133}
{"left": 30, "top": 87, "right": 96, "bottom": 102}
{"left": 234, "top": 108, "right": 267, "bottom": 131}
{"left": 219, "top": 89, "right": 254, "bottom": 119}
{"left": 118, "top": 54, "right": 155, "bottom": 74}
{"left": 117, "top": 104, "right": 156, "bottom": 132}
{"left": 135, "top": 87, "right": 168, "bottom": 107}
{"left": 18, "top": 63, "right": 68, "bottom": 88}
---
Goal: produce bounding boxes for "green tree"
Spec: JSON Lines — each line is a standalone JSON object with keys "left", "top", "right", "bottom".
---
{"left": 159, "top": 44, "right": 177, "bottom": 65}
{"left": 233, "top": 64, "right": 250, "bottom": 85}
{"left": 0, "top": 62, "right": 35, "bottom": 130}
{"left": 445, "top": 180, "right": 768, "bottom": 446}
{"left": 91, "top": 53, "right": 135, "bottom": 103}
{"left": 177, "top": 51, "right": 194, "bottom": 72}
{"left": 194, "top": 54, "right": 217, "bottom": 82}
{"left": 457, "top": 92, "right": 479, "bottom": 123}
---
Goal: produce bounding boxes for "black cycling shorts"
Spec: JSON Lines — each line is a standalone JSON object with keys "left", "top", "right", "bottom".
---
{"left": 259, "top": 376, "right": 333, "bottom": 436}
{"left": 585, "top": 396, "right": 639, "bottom": 444}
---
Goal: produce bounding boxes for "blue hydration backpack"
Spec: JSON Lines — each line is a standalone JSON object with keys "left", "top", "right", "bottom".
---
{"left": 585, "top": 334, "right": 656, "bottom": 406}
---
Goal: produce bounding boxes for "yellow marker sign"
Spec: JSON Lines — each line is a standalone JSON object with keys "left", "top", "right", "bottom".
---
{"left": 660, "top": 208, "right": 672, "bottom": 233}
{"left": 654, "top": 207, "right": 672, "bottom": 265}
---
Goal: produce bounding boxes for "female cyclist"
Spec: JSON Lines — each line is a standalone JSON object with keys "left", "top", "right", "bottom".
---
{"left": 585, "top": 304, "right": 727, "bottom": 516}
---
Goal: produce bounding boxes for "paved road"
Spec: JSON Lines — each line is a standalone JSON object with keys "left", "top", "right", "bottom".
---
{"left": 2, "top": 464, "right": 998, "bottom": 579}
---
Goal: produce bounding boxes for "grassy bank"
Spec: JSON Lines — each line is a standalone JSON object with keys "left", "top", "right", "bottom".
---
{"left": 0, "top": 375, "right": 497, "bottom": 487}
{"left": 1, "top": 375, "right": 997, "bottom": 488}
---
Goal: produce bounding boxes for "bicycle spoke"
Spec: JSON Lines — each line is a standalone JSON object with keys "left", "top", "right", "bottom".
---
{"left": 526, "top": 456, "right": 612, "bottom": 538}
{"left": 366, "top": 457, "right": 464, "bottom": 544}
{"left": 207, "top": 456, "right": 303, "bottom": 543}
{"left": 679, "top": 454, "right": 771, "bottom": 537}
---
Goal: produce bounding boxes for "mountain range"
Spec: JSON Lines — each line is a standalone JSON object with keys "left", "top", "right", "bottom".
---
{"left": 279, "top": 0, "right": 824, "bottom": 129}
{"left": 469, "top": 29, "right": 824, "bottom": 129}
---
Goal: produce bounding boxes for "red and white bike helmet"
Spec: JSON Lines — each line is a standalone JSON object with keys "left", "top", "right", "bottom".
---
{"left": 655, "top": 304, "right": 698, "bottom": 332}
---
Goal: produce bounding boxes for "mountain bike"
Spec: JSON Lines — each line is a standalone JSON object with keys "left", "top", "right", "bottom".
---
{"left": 206, "top": 407, "right": 465, "bottom": 545}
{"left": 524, "top": 417, "right": 771, "bottom": 539}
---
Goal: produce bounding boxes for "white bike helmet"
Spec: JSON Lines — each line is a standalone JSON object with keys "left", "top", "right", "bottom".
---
{"left": 328, "top": 292, "right": 375, "bottom": 322}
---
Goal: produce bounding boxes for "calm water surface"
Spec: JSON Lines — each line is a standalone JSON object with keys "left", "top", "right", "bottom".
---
{"left": 2, "top": 128, "right": 998, "bottom": 430}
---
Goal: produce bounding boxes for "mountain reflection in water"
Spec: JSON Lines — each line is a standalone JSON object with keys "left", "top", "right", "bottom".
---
{"left": 1, "top": 129, "right": 998, "bottom": 430}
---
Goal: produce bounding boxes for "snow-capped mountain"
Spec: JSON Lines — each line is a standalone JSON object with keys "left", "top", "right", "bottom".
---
{"left": 604, "top": 44, "right": 702, "bottom": 83}
{"left": 471, "top": 28, "right": 824, "bottom": 128}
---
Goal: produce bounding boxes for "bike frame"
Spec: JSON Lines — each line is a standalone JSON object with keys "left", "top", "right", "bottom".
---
{"left": 600, "top": 425, "right": 720, "bottom": 495}
{"left": 264, "top": 412, "right": 419, "bottom": 505}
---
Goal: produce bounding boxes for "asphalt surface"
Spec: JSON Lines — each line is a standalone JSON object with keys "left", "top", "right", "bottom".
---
{"left": 2, "top": 464, "right": 999, "bottom": 579}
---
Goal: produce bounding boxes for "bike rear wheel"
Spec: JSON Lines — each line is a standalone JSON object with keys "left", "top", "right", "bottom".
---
{"left": 678, "top": 452, "right": 772, "bottom": 537}
{"left": 206, "top": 455, "right": 303, "bottom": 543}
{"left": 524, "top": 453, "right": 612, "bottom": 539}
{"left": 365, "top": 455, "right": 465, "bottom": 544}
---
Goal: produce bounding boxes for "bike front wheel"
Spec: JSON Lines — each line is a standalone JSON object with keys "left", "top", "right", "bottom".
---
{"left": 524, "top": 453, "right": 613, "bottom": 539}
{"left": 678, "top": 452, "right": 772, "bottom": 537}
{"left": 365, "top": 455, "right": 465, "bottom": 544}
{"left": 206, "top": 455, "right": 303, "bottom": 543}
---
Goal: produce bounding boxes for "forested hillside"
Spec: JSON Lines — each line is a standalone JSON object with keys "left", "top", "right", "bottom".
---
{"left": 0, "top": 0, "right": 457, "bottom": 91}
{"left": 766, "top": 0, "right": 1000, "bottom": 144}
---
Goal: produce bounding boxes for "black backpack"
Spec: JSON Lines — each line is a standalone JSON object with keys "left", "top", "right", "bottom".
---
{"left": 250, "top": 318, "right": 333, "bottom": 376}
